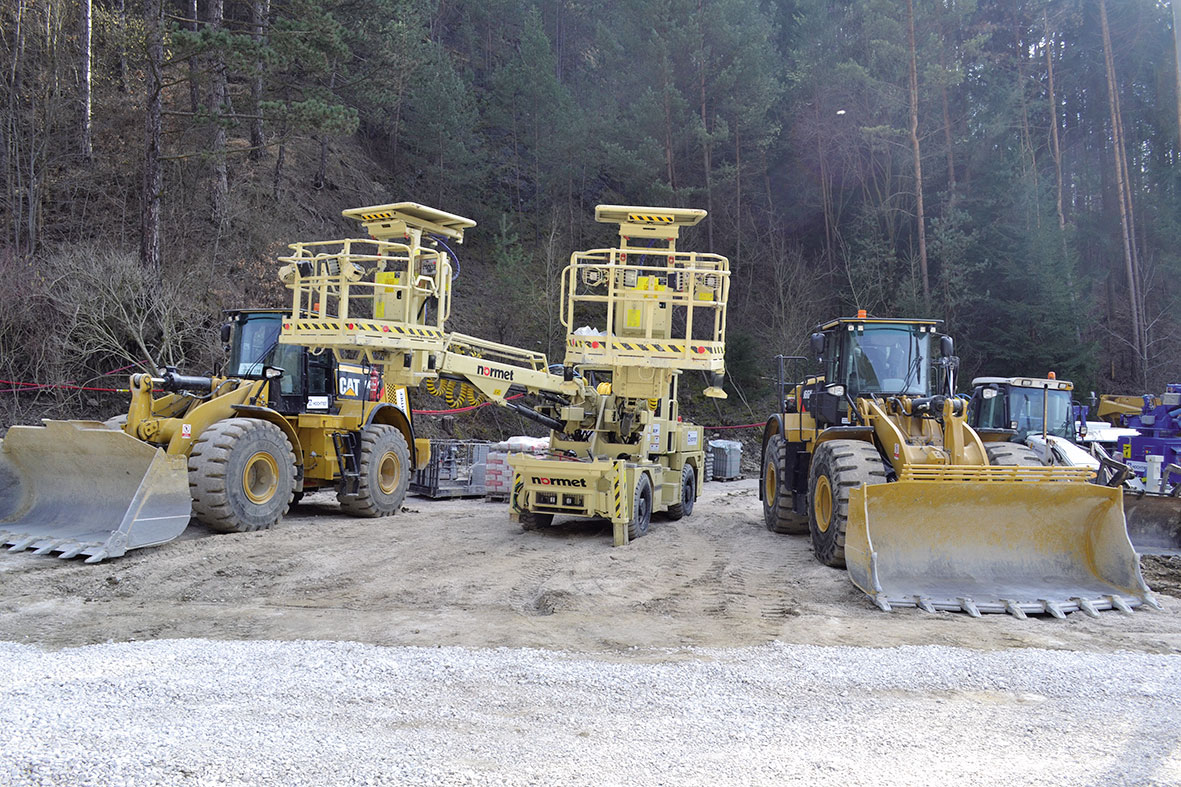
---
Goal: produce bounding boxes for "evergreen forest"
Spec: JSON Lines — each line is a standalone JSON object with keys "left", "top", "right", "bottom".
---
{"left": 2, "top": 0, "right": 1181, "bottom": 427}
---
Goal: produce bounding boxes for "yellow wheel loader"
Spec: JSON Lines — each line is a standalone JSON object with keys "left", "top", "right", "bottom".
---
{"left": 759, "top": 312, "right": 1158, "bottom": 617}
{"left": 0, "top": 309, "right": 424, "bottom": 562}
{"left": 966, "top": 375, "right": 1181, "bottom": 557}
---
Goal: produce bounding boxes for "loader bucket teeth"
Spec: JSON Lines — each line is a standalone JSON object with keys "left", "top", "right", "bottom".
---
{"left": 1121, "top": 491, "right": 1181, "bottom": 556}
{"left": 0, "top": 420, "right": 192, "bottom": 562}
{"left": 843, "top": 481, "right": 1154, "bottom": 617}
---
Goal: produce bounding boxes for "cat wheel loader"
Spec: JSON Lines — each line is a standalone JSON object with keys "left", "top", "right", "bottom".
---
{"left": 967, "top": 375, "right": 1181, "bottom": 557}
{"left": 1, "top": 315, "right": 426, "bottom": 563}
{"left": 760, "top": 312, "right": 1158, "bottom": 617}
{"left": 276, "top": 202, "right": 729, "bottom": 545}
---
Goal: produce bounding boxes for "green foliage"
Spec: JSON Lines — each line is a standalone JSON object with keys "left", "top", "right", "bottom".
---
{"left": 6, "top": 0, "right": 1181, "bottom": 430}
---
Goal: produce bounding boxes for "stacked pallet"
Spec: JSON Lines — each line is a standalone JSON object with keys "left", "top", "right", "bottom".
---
{"left": 485, "top": 436, "right": 550, "bottom": 502}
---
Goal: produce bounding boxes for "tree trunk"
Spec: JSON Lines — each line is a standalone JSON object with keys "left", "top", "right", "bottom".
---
{"left": 698, "top": 0, "right": 713, "bottom": 250}
{"left": 1014, "top": 13, "right": 1039, "bottom": 228}
{"left": 1099, "top": 0, "right": 1144, "bottom": 381}
{"left": 1045, "top": 14, "right": 1066, "bottom": 239}
{"left": 117, "top": 0, "right": 129, "bottom": 92}
{"left": 188, "top": 0, "right": 200, "bottom": 115}
{"left": 141, "top": 0, "right": 163, "bottom": 271}
{"left": 208, "top": 0, "right": 228, "bottom": 227}
{"left": 314, "top": 67, "right": 337, "bottom": 190}
{"left": 663, "top": 67, "right": 676, "bottom": 190}
{"left": 1174, "top": 0, "right": 1181, "bottom": 154}
{"left": 906, "top": 0, "right": 929, "bottom": 305}
{"left": 79, "top": 0, "right": 92, "bottom": 161}
{"left": 249, "top": 0, "right": 268, "bottom": 160}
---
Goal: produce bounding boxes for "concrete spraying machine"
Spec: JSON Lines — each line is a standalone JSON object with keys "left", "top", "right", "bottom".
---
{"left": 760, "top": 313, "right": 1158, "bottom": 617}
{"left": 276, "top": 203, "right": 729, "bottom": 544}
{"left": 966, "top": 375, "right": 1181, "bottom": 557}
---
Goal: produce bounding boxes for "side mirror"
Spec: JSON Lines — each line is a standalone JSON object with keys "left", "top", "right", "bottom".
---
{"left": 809, "top": 332, "right": 825, "bottom": 360}
{"left": 940, "top": 335, "right": 954, "bottom": 357}
{"left": 220, "top": 322, "right": 232, "bottom": 344}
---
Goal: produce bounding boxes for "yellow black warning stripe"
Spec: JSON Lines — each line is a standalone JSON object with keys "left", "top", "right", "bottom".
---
{"left": 512, "top": 476, "right": 525, "bottom": 514}
{"left": 360, "top": 211, "right": 395, "bottom": 221}
{"left": 287, "top": 320, "right": 443, "bottom": 338}
{"left": 613, "top": 472, "right": 622, "bottom": 519}
{"left": 628, "top": 213, "right": 674, "bottom": 224}
{"left": 567, "top": 338, "right": 724, "bottom": 355}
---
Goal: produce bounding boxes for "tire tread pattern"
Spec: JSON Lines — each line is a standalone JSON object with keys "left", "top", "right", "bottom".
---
{"left": 189, "top": 418, "right": 295, "bottom": 533}
{"left": 808, "top": 440, "right": 888, "bottom": 568}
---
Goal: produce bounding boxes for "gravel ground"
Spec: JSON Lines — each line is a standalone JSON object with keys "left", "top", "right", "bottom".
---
{"left": 1, "top": 638, "right": 1178, "bottom": 786}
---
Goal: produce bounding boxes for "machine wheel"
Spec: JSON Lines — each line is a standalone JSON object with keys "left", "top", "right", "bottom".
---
{"left": 762, "top": 434, "right": 809, "bottom": 534}
{"left": 628, "top": 474, "right": 653, "bottom": 539}
{"left": 189, "top": 418, "right": 296, "bottom": 533}
{"left": 290, "top": 490, "right": 304, "bottom": 506}
{"left": 666, "top": 464, "right": 696, "bottom": 520}
{"left": 518, "top": 510, "right": 554, "bottom": 531}
{"left": 338, "top": 424, "right": 411, "bottom": 517}
{"left": 985, "top": 443, "right": 1043, "bottom": 467}
{"left": 808, "top": 440, "right": 888, "bottom": 568}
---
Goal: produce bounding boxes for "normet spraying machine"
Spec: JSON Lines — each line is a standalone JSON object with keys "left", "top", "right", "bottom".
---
{"left": 277, "top": 202, "right": 729, "bottom": 544}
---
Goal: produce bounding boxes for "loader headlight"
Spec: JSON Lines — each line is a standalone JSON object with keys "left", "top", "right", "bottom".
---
{"left": 826, "top": 384, "right": 845, "bottom": 397}
{"left": 982, "top": 388, "right": 998, "bottom": 399}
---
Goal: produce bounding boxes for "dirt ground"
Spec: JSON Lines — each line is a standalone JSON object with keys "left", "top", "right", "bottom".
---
{"left": 1, "top": 478, "right": 1179, "bottom": 654}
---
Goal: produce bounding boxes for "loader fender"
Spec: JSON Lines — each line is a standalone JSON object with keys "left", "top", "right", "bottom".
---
{"left": 365, "top": 403, "right": 418, "bottom": 469}
{"left": 230, "top": 405, "right": 305, "bottom": 485}
{"left": 759, "top": 416, "right": 785, "bottom": 501}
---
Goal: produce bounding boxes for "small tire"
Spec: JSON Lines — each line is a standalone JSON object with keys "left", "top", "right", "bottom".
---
{"left": 666, "top": 464, "right": 696, "bottom": 520}
{"left": 519, "top": 510, "right": 554, "bottom": 531}
{"left": 762, "top": 434, "right": 808, "bottom": 534}
{"left": 189, "top": 418, "right": 296, "bottom": 533}
{"left": 338, "top": 424, "right": 411, "bottom": 517}
{"left": 985, "top": 443, "right": 1044, "bottom": 467}
{"left": 628, "top": 474, "right": 653, "bottom": 539}
{"left": 808, "top": 440, "right": 888, "bottom": 568}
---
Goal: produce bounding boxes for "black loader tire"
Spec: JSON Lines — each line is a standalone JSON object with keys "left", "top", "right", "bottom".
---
{"left": 628, "top": 474, "right": 653, "bottom": 539}
{"left": 985, "top": 443, "right": 1044, "bottom": 467}
{"left": 808, "top": 440, "right": 888, "bottom": 568}
{"left": 666, "top": 463, "right": 696, "bottom": 520}
{"left": 519, "top": 510, "right": 554, "bottom": 531}
{"left": 189, "top": 418, "right": 296, "bottom": 533}
{"left": 338, "top": 424, "right": 411, "bottom": 517}
{"left": 762, "top": 434, "right": 809, "bottom": 534}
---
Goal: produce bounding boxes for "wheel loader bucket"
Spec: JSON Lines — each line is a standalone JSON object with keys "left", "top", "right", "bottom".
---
{"left": 1122, "top": 490, "right": 1181, "bottom": 557}
{"left": 0, "top": 420, "right": 192, "bottom": 563}
{"left": 844, "top": 479, "right": 1159, "bottom": 617}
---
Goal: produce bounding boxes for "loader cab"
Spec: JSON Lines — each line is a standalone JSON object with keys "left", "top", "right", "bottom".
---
{"left": 808, "top": 316, "right": 945, "bottom": 426}
{"left": 968, "top": 377, "right": 1077, "bottom": 442}
{"left": 225, "top": 310, "right": 336, "bottom": 416}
